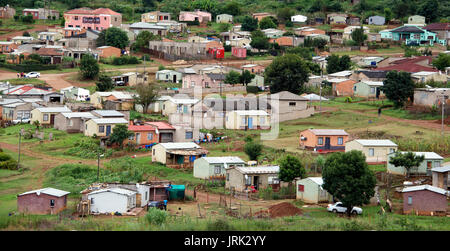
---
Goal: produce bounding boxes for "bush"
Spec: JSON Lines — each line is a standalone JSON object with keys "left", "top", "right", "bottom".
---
{"left": 244, "top": 141, "right": 263, "bottom": 161}
{"left": 246, "top": 85, "right": 259, "bottom": 94}
{"left": 146, "top": 208, "right": 168, "bottom": 225}
{"left": 65, "top": 139, "right": 113, "bottom": 159}
{"left": 206, "top": 219, "right": 234, "bottom": 231}
{"left": 111, "top": 56, "right": 141, "bottom": 65}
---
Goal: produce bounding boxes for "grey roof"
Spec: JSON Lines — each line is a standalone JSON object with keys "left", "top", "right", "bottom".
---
{"left": 431, "top": 166, "right": 450, "bottom": 173}
{"left": 391, "top": 26, "right": 425, "bottom": 33}
{"left": 308, "top": 129, "right": 348, "bottom": 136}
{"left": 90, "top": 118, "right": 128, "bottom": 124}
{"left": 88, "top": 188, "right": 136, "bottom": 196}
{"left": 130, "top": 22, "right": 167, "bottom": 30}
{"left": 402, "top": 185, "right": 448, "bottom": 195}
{"left": 390, "top": 151, "right": 443, "bottom": 160}
{"left": 159, "top": 142, "right": 201, "bottom": 149}
{"left": 61, "top": 112, "right": 98, "bottom": 119}
{"left": 4, "top": 102, "right": 26, "bottom": 108}
{"left": 235, "top": 166, "right": 280, "bottom": 174}
{"left": 200, "top": 156, "right": 245, "bottom": 164}
{"left": 19, "top": 187, "right": 70, "bottom": 197}
{"left": 92, "top": 110, "right": 125, "bottom": 117}
{"left": 203, "top": 98, "right": 271, "bottom": 111}
{"left": 35, "top": 106, "right": 71, "bottom": 113}
{"left": 206, "top": 73, "right": 226, "bottom": 81}
{"left": 353, "top": 139, "right": 397, "bottom": 147}
{"left": 269, "top": 91, "right": 308, "bottom": 101}
{"left": 357, "top": 70, "right": 387, "bottom": 79}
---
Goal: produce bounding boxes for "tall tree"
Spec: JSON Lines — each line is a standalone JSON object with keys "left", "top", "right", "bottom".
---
{"left": 109, "top": 124, "right": 134, "bottom": 149}
{"left": 241, "top": 16, "right": 258, "bottom": 31}
{"left": 389, "top": 152, "right": 425, "bottom": 178}
{"left": 326, "top": 55, "right": 351, "bottom": 74}
{"left": 221, "top": 1, "right": 241, "bottom": 16}
{"left": 265, "top": 54, "right": 310, "bottom": 94}
{"left": 96, "top": 29, "right": 107, "bottom": 47}
{"left": 351, "top": 27, "right": 367, "bottom": 46}
{"left": 322, "top": 150, "right": 376, "bottom": 216}
{"left": 381, "top": 71, "right": 415, "bottom": 108}
{"left": 133, "top": 30, "right": 160, "bottom": 51}
{"left": 105, "top": 27, "right": 129, "bottom": 50}
{"left": 239, "top": 70, "right": 255, "bottom": 86}
{"left": 96, "top": 73, "right": 114, "bottom": 91}
{"left": 278, "top": 155, "right": 306, "bottom": 184}
{"left": 432, "top": 53, "right": 450, "bottom": 71}
{"left": 418, "top": 0, "right": 440, "bottom": 23}
{"left": 244, "top": 141, "right": 263, "bottom": 161}
{"left": 224, "top": 70, "right": 241, "bottom": 85}
{"left": 259, "top": 16, "right": 277, "bottom": 30}
{"left": 277, "top": 7, "right": 295, "bottom": 24}
{"left": 134, "top": 83, "right": 159, "bottom": 114}
{"left": 79, "top": 54, "right": 99, "bottom": 80}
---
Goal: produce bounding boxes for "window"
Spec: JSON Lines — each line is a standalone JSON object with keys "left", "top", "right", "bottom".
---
{"left": 69, "top": 119, "right": 73, "bottom": 126}
{"left": 353, "top": 86, "right": 357, "bottom": 91}
{"left": 370, "top": 87, "right": 375, "bottom": 93}
{"left": 99, "top": 126, "right": 105, "bottom": 133}
{"left": 50, "top": 199, "right": 55, "bottom": 207}
{"left": 413, "top": 34, "right": 420, "bottom": 39}
{"left": 369, "top": 148, "right": 374, "bottom": 156}
{"left": 128, "top": 135, "right": 134, "bottom": 140}
{"left": 407, "top": 196, "right": 412, "bottom": 205}
{"left": 214, "top": 165, "right": 222, "bottom": 174}
{"left": 318, "top": 137, "right": 323, "bottom": 145}
{"left": 260, "top": 116, "right": 265, "bottom": 125}
{"left": 43, "top": 114, "right": 48, "bottom": 121}
{"left": 90, "top": 198, "right": 94, "bottom": 204}
{"left": 434, "top": 161, "right": 441, "bottom": 168}
{"left": 17, "top": 111, "right": 23, "bottom": 119}
{"left": 289, "top": 102, "right": 296, "bottom": 107}
{"left": 75, "top": 16, "right": 78, "bottom": 20}
{"left": 338, "top": 137, "right": 343, "bottom": 145}
{"left": 245, "top": 175, "right": 252, "bottom": 185}
{"left": 389, "top": 148, "right": 395, "bottom": 153}
{"left": 185, "top": 131, "right": 193, "bottom": 139}
{"left": 145, "top": 192, "right": 148, "bottom": 201}
{"left": 153, "top": 149, "right": 155, "bottom": 155}
{"left": 147, "top": 133, "right": 153, "bottom": 140}
{"left": 241, "top": 116, "right": 246, "bottom": 125}
{"left": 226, "top": 173, "right": 229, "bottom": 181}
{"left": 298, "top": 184, "right": 304, "bottom": 192}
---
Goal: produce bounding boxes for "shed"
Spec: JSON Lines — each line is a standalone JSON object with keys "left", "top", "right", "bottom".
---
{"left": 84, "top": 117, "right": 129, "bottom": 137}
{"left": 353, "top": 81, "right": 384, "bottom": 98}
{"left": 155, "top": 69, "right": 182, "bottom": 83}
{"left": 30, "top": 106, "right": 71, "bottom": 126}
{"left": 296, "top": 177, "right": 333, "bottom": 204}
{"left": 167, "top": 185, "right": 185, "bottom": 200}
{"left": 17, "top": 187, "right": 70, "bottom": 215}
{"left": 291, "top": 15, "right": 307, "bottom": 23}
{"left": 87, "top": 188, "right": 137, "bottom": 214}
{"left": 193, "top": 156, "right": 246, "bottom": 179}
{"left": 226, "top": 165, "right": 280, "bottom": 192}
{"left": 151, "top": 142, "right": 208, "bottom": 169}
{"left": 402, "top": 185, "right": 448, "bottom": 215}
{"left": 300, "top": 129, "right": 349, "bottom": 153}
{"left": 216, "top": 14, "right": 233, "bottom": 23}
{"left": 367, "top": 16, "right": 385, "bottom": 25}
{"left": 431, "top": 166, "right": 450, "bottom": 190}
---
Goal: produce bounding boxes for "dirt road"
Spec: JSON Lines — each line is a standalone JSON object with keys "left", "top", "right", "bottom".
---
{"left": 0, "top": 25, "right": 49, "bottom": 40}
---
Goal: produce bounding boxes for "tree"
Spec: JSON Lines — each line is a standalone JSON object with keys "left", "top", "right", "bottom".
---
{"left": 133, "top": 31, "right": 159, "bottom": 51}
{"left": 286, "top": 47, "right": 313, "bottom": 60}
{"left": 96, "top": 29, "right": 107, "bottom": 47}
{"left": 384, "top": 8, "right": 393, "bottom": 23}
{"left": 224, "top": 70, "right": 241, "bottom": 85}
{"left": 241, "top": 16, "right": 258, "bottom": 31}
{"left": 134, "top": 83, "right": 159, "bottom": 114}
{"left": 277, "top": 7, "right": 294, "bottom": 24}
{"left": 351, "top": 27, "right": 367, "bottom": 46}
{"left": 389, "top": 152, "right": 425, "bottom": 178}
{"left": 326, "top": 55, "right": 351, "bottom": 74}
{"left": 250, "top": 36, "right": 270, "bottom": 52}
{"left": 265, "top": 54, "right": 310, "bottom": 94}
{"left": 418, "top": 0, "right": 440, "bottom": 23}
{"left": 259, "top": 16, "right": 277, "bottom": 30}
{"left": 22, "top": 31, "right": 30, "bottom": 37}
{"left": 381, "top": 71, "right": 415, "bottom": 108}
{"left": 109, "top": 124, "right": 134, "bottom": 149}
{"left": 244, "top": 141, "right": 263, "bottom": 161}
{"left": 432, "top": 53, "right": 450, "bottom": 71}
{"left": 278, "top": 155, "right": 306, "bottom": 183}
{"left": 96, "top": 73, "right": 114, "bottom": 91}
{"left": 105, "top": 27, "right": 129, "bottom": 50}
{"left": 239, "top": 70, "right": 255, "bottom": 86}
{"left": 79, "top": 54, "right": 99, "bottom": 80}
{"left": 322, "top": 150, "right": 376, "bottom": 216}
{"left": 222, "top": 1, "right": 241, "bottom": 16}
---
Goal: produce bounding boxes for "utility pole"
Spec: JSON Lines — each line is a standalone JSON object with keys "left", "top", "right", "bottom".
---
{"left": 319, "top": 65, "right": 324, "bottom": 112}
{"left": 17, "top": 129, "right": 22, "bottom": 170}
{"left": 97, "top": 151, "right": 100, "bottom": 182}
{"left": 440, "top": 92, "right": 448, "bottom": 136}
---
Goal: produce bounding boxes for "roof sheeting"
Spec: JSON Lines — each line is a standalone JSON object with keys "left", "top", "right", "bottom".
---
{"left": 90, "top": 118, "right": 128, "bottom": 124}
{"left": 61, "top": 112, "right": 98, "bottom": 119}
{"left": 35, "top": 106, "right": 71, "bottom": 113}
{"left": 354, "top": 139, "right": 397, "bottom": 147}
{"left": 19, "top": 187, "right": 70, "bottom": 197}
{"left": 236, "top": 166, "right": 280, "bottom": 174}
{"left": 308, "top": 129, "right": 349, "bottom": 136}
{"left": 201, "top": 156, "right": 245, "bottom": 164}
{"left": 92, "top": 110, "right": 125, "bottom": 117}
{"left": 234, "top": 110, "right": 268, "bottom": 116}
{"left": 431, "top": 166, "right": 450, "bottom": 173}
{"left": 301, "top": 93, "right": 329, "bottom": 101}
{"left": 391, "top": 151, "right": 443, "bottom": 159}
{"left": 402, "top": 185, "right": 448, "bottom": 195}
{"left": 159, "top": 142, "right": 201, "bottom": 149}
{"left": 88, "top": 188, "right": 136, "bottom": 196}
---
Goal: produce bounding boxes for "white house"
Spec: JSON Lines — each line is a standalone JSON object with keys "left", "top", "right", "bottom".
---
{"left": 193, "top": 156, "right": 246, "bottom": 179}
{"left": 87, "top": 188, "right": 137, "bottom": 214}
{"left": 296, "top": 177, "right": 333, "bottom": 204}
{"left": 291, "top": 15, "right": 307, "bottom": 23}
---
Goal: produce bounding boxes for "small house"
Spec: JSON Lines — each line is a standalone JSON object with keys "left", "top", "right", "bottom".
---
{"left": 353, "top": 81, "right": 385, "bottom": 99}
{"left": 225, "top": 166, "right": 280, "bottom": 192}
{"left": 431, "top": 166, "right": 450, "bottom": 190}
{"left": 296, "top": 177, "right": 333, "bottom": 204}
{"left": 84, "top": 117, "right": 128, "bottom": 137}
{"left": 299, "top": 129, "right": 349, "bottom": 153}
{"left": 2, "top": 102, "right": 33, "bottom": 122}
{"left": 90, "top": 91, "right": 135, "bottom": 109}
{"left": 367, "top": 33, "right": 381, "bottom": 42}
{"left": 193, "top": 156, "right": 246, "bottom": 179}
{"left": 145, "top": 96, "right": 171, "bottom": 114}
{"left": 379, "top": 29, "right": 393, "bottom": 39}
{"left": 332, "top": 79, "right": 357, "bottom": 96}
{"left": 291, "top": 15, "right": 307, "bottom": 23}
{"left": 155, "top": 69, "right": 182, "bottom": 83}
{"left": 178, "top": 10, "right": 212, "bottom": 23}
{"left": 390, "top": 25, "right": 437, "bottom": 46}
{"left": 151, "top": 142, "right": 208, "bottom": 169}
{"left": 225, "top": 110, "right": 270, "bottom": 130}
{"left": 327, "top": 13, "right": 347, "bottom": 24}
{"left": 102, "top": 183, "right": 150, "bottom": 207}
{"left": 411, "top": 71, "right": 447, "bottom": 83}
{"left": 141, "top": 11, "right": 171, "bottom": 23}
{"left": 126, "top": 123, "right": 158, "bottom": 148}
{"left": 252, "top": 13, "right": 275, "bottom": 22}
{"left": 0, "top": 41, "right": 18, "bottom": 53}
{"left": 30, "top": 106, "right": 71, "bottom": 127}
{"left": 352, "top": 70, "right": 387, "bottom": 82}
{"left": 216, "top": 14, "right": 233, "bottom": 23}
{"left": 343, "top": 26, "right": 369, "bottom": 40}
{"left": 414, "top": 88, "right": 450, "bottom": 108}
{"left": 387, "top": 152, "right": 444, "bottom": 176}
{"left": 60, "top": 86, "right": 90, "bottom": 101}
{"left": 229, "top": 38, "right": 251, "bottom": 47}
{"left": 54, "top": 112, "right": 98, "bottom": 133}
{"left": 17, "top": 188, "right": 70, "bottom": 215}
{"left": 367, "top": 16, "right": 385, "bottom": 25}
{"left": 262, "top": 28, "right": 284, "bottom": 39}
{"left": 97, "top": 46, "right": 121, "bottom": 58}
{"left": 328, "top": 70, "right": 353, "bottom": 79}
{"left": 87, "top": 188, "right": 137, "bottom": 214}
{"left": 144, "top": 121, "right": 176, "bottom": 143}
{"left": 407, "top": 15, "right": 426, "bottom": 27}
{"left": 129, "top": 22, "right": 168, "bottom": 37}
{"left": 162, "top": 97, "right": 200, "bottom": 116}
{"left": 402, "top": 185, "right": 448, "bottom": 216}
{"left": 345, "top": 139, "right": 398, "bottom": 164}
{"left": 265, "top": 91, "right": 312, "bottom": 122}
{"left": 241, "top": 64, "right": 265, "bottom": 74}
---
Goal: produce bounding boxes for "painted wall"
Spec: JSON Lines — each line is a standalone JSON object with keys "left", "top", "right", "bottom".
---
{"left": 88, "top": 192, "right": 135, "bottom": 214}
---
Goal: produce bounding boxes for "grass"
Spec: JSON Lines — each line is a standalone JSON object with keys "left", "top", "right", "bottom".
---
{"left": 380, "top": 108, "right": 442, "bottom": 120}
{"left": 1, "top": 78, "right": 48, "bottom": 87}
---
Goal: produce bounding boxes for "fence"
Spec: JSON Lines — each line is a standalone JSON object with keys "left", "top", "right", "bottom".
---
{"left": 147, "top": 49, "right": 215, "bottom": 61}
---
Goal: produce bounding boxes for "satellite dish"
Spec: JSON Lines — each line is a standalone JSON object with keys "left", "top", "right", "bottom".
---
{"left": 244, "top": 174, "right": 248, "bottom": 180}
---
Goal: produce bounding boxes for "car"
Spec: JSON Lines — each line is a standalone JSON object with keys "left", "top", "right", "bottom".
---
{"left": 12, "top": 119, "right": 30, "bottom": 124}
{"left": 147, "top": 201, "right": 164, "bottom": 210}
{"left": 115, "top": 81, "right": 125, "bottom": 86}
{"left": 327, "top": 202, "right": 363, "bottom": 215}
{"left": 25, "top": 72, "right": 40, "bottom": 78}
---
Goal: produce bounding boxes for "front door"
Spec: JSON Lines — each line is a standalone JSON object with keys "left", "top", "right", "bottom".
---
{"left": 106, "top": 125, "right": 111, "bottom": 136}
{"left": 253, "top": 176, "right": 259, "bottom": 190}
{"left": 173, "top": 75, "right": 177, "bottom": 83}
{"left": 136, "top": 133, "right": 141, "bottom": 145}
{"left": 376, "top": 88, "right": 380, "bottom": 99}
{"left": 248, "top": 117, "right": 253, "bottom": 129}
{"left": 325, "top": 137, "right": 331, "bottom": 150}
{"left": 50, "top": 114, "right": 55, "bottom": 125}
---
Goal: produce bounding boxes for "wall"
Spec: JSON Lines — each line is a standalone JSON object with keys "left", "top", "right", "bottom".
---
{"left": 403, "top": 190, "right": 447, "bottom": 214}
{"left": 17, "top": 193, "right": 67, "bottom": 214}
{"left": 151, "top": 144, "right": 167, "bottom": 164}
{"left": 88, "top": 192, "right": 132, "bottom": 213}
{"left": 54, "top": 114, "right": 84, "bottom": 132}
{"left": 387, "top": 155, "right": 442, "bottom": 175}
{"left": 346, "top": 141, "right": 397, "bottom": 163}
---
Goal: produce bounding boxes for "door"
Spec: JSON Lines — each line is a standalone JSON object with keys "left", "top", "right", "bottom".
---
{"left": 253, "top": 176, "right": 259, "bottom": 190}
{"left": 50, "top": 114, "right": 55, "bottom": 125}
{"left": 136, "top": 194, "right": 141, "bottom": 207}
{"left": 106, "top": 125, "right": 111, "bottom": 136}
{"left": 173, "top": 75, "right": 177, "bottom": 83}
{"left": 136, "top": 133, "right": 141, "bottom": 145}
{"left": 376, "top": 88, "right": 380, "bottom": 99}
{"left": 248, "top": 117, "right": 253, "bottom": 129}
{"left": 325, "top": 137, "right": 331, "bottom": 150}
{"left": 160, "top": 133, "right": 173, "bottom": 143}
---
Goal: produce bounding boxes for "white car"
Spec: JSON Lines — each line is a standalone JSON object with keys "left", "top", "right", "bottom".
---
{"left": 25, "top": 72, "right": 40, "bottom": 78}
{"left": 12, "top": 119, "right": 30, "bottom": 124}
{"left": 327, "top": 202, "right": 363, "bottom": 215}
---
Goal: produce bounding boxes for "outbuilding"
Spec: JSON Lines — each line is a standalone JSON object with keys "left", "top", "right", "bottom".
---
{"left": 299, "top": 129, "right": 349, "bottom": 153}
{"left": 216, "top": 14, "right": 233, "bottom": 23}
{"left": 17, "top": 187, "right": 70, "bottom": 215}
{"left": 151, "top": 142, "right": 208, "bottom": 169}
{"left": 193, "top": 156, "right": 246, "bottom": 179}
{"left": 296, "top": 177, "right": 333, "bottom": 204}
{"left": 225, "top": 166, "right": 280, "bottom": 192}
{"left": 30, "top": 106, "right": 71, "bottom": 127}
{"left": 84, "top": 117, "right": 129, "bottom": 137}
{"left": 401, "top": 185, "right": 448, "bottom": 216}
{"left": 87, "top": 188, "right": 137, "bottom": 214}
{"left": 353, "top": 81, "right": 385, "bottom": 99}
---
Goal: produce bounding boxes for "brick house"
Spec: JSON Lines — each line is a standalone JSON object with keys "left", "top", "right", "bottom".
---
{"left": 178, "top": 10, "right": 211, "bottom": 23}
{"left": 36, "top": 47, "right": 64, "bottom": 64}
{"left": 97, "top": 46, "right": 121, "bottom": 58}
{"left": 141, "top": 11, "right": 171, "bottom": 23}
{"left": 401, "top": 185, "right": 448, "bottom": 216}
{"left": 423, "top": 23, "right": 450, "bottom": 46}
{"left": 251, "top": 13, "right": 275, "bottom": 22}
{"left": 299, "top": 129, "right": 349, "bottom": 153}
{"left": 17, "top": 188, "right": 70, "bottom": 215}
{"left": 241, "top": 64, "right": 265, "bottom": 74}
{"left": 23, "top": 8, "right": 59, "bottom": 20}
{"left": 332, "top": 79, "right": 357, "bottom": 96}
{"left": 125, "top": 122, "right": 158, "bottom": 148}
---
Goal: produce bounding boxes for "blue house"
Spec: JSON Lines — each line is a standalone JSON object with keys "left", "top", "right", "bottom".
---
{"left": 390, "top": 25, "right": 438, "bottom": 46}
{"left": 367, "top": 16, "right": 385, "bottom": 25}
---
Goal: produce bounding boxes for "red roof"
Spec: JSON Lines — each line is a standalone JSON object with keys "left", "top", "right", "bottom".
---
{"left": 391, "top": 56, "right": 432, "bottom": 65}
{"left": 128, "top": 125, "right": 156, "bottom": 132}
{"left": 377, "top": 63, "right": 438, "bottom": 73}
{"left": 36, "top": 48, "right": 63, "bottom": 56}
{"left": 93, "top": 8, "right": 121, "bottom": 16}
{"left": 65, "top": 8, "right": 120, "bottom": 16}
{"left": 144, "top": 121, "right": 175, "bottom": 130}
{"left": 423, "top": 23, "right": 450, "bottom": 31}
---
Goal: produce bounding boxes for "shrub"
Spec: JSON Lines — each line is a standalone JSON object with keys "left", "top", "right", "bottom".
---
{"left": 244, "top": 141, "right": 263, "bottom": 161}
{"left": 246, "top": 85, "right": 259, "bottom": 94}
{"left": 110, "top": 56, "right": 141, "bottom": 65}
{"left": 206, "top": 219, "right": 234, "bottom": 231}
{"left": 146, "top": 208, "right": 168, "bottom": 225}
{"left": 65, "top": 139, "right": 113, "bottom": 159}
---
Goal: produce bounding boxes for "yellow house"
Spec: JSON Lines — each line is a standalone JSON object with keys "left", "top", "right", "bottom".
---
{"left": 345, "top": 139, "right": 398, "bottom": 164}
{"left": 30, "top": 106, "right": 71, "bottom": 126}
{"left": 84, "top": 118, "right": 129, "bottom": 137}
{"left": 225, "top": 110, "right": 270, "bottom": 130}
{"left": 162, "top": 97, "right": 200, "bottom": 116}
{"left": 90, "top": 91, "right": 135, "bottom": 109}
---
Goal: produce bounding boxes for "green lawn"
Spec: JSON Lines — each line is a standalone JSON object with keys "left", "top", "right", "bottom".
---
{"left": 2, "top": 78, "right": 48, "bottom": 87}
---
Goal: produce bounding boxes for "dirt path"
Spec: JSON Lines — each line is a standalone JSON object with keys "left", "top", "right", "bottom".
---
{"left": 0, "top": 25, "right": 48, "bottom": 40}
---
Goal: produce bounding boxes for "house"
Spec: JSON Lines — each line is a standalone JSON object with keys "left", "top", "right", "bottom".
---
{"left": 64, "top": 8, "right": 122, "bottom": 31}
{"left": 305, "top": 33, "right": 331, "bottom": 42}
{"left": 241, "top": 64, "right": 265, "bottom": 74}
{"left": 225, "top": 165, "right": 280, "bottom": 192}
{"left": 407, "top": 15, "right": 426, "bottom": 27}
{"left": 193, "top": 156, "right": 246, "bottom": 179}
{"left": 225, "top": 110, "right": 270, "bottom": 130}
{"left": 299, "top": 129, "right": 349, "bottom": 153}
{"left": 129, "top": 22, "right": 168, "bottom": 37}
{"left": 229, "top": 38, "right": 251, "bottom": 47}
{"left": 353, "top": 81, "right": 385, "bottom": 99}
{"left": 252, "top": 13, "right": 275, "bottom": 22}
{"left": 327, "top": 13, "right": 348, "bottom": 24}
{"left": 413, "top": 88, "right": 450, "bottom": 108}
{"left": 328, "top": 70, "right": 353, "bottom": 79}
{"left": 23, "top": 8, "right": 59, "bottom": 20}
{"left": 351, "top": 70, "right": 387, "bottom": 82}
{"left": 269, "top": 36, "right": 296, "bottom": 47}
{"left": 156, "top": 69, "right": 183, "bottom": 83}
{"left": 367, "top": 33, "right": 381, "bottom": 42}
{"left": 379, "top": 29, "right": 393, "bottom": 39}
{"left": 84, "top": 117, "right": 128, "bottom": 137}
{"left": 60, "top": 86, "right": 90, "bottom": 102}
{"left": 231, "top": 47, "right": 247, "bottom": 58}
{"left": 332, "top": 79, "right": 357, "bottom": 96}
{"left": 148, "top": 40, "right": 210, "bottom": 60}
{"left": 431, "top": 166, "right": 450, "bottom": 190}
{"left": 0, "top": 98, "right": 40, "bottom": 120}
{"left": 294, "top": 27, "right": 326, "bottom": 36}
{"left": 17, "top": 188, "right": 70, "bottom": 215}
{"left": 151, "top": 142, "right": 208, "bottom": 169}
{"left": 387, "top": 152, "right": 444, "bottom": 176}
{"left": 367, "top": 16, "right": 385, "bottom": 25}
{"left": 265, "top": 91, "right": 313, "bottom": 122}
{"left": 38, "top": 32, "right": 62, "bottom": 42}
{"left": 291, "top": 15, "right": 307, "bottom": 23}
{"left": 144, "top": 121, "right": 176, "bottom": 143}
{"left": 296, "top": 177, "right": 333, "bottom": 204}
{"left": 401, "top": 185, "right": 448, "bottom": 215}
{"left": 423, "top": 23, "right": 450, "bottom": 46}
{"left": 54, "top": 112, "right": 98, "bottom": 133}
{"left": 111, "top": 72, "right": 149, "bottom": 87}
{"left": 345, "top": 139, "right": 398, "bottom": 164}
{"left": 87, "top": 188, "right": 136, "bottom": 214}
{"left": 162, "top": 97, "right": 200, "bottom": 116}
{"left": 343, "top": 26, "right": 369, "bottom": 40}
{"left": 411, "top": 71, "right": 447, "bottom": 83}
{"left": 220, "top": 31, "right": 251, "bottom": 41}
{"left": 141, "top": 11, "right": 171, "bottom": 23}
{"left": 141, "top": 96, "right": 171, "bottom": 114}
{"left": 90, "top": 91, "right": 135, "bottom": 109}
{"left": 390, "top": 25, "right": 439, "bottom": 46}
{"left": 0, "top": 5, "right": 15, "bottom": 19}
{"left": 97, "top": 46, "right": 121, "bottom": 58}
{"left": 11, "top": 36, "right": 34, "bottom": 44}
{"left": 0, "top": 41, "right": 18, "bottom": 53}
{"left": 35, "top": 47, "right": 64, "bottom": 64}
{"left": 262, "top": 28, "right": 284, "bottom": 39}
{"left": 181, "top": 72, "right": 228, "bottom": 89}
{"left": 2, "top": 102, "right": 33, "bottom": 122}
{"left": 216, "top": 14, "right": 233, "bottom": 23}
{"left": 178, "top": 10, "right": 211, "bottom": 23}
{"left": 31, "top": 106, "right": 72, "bottom": 127}
{"left": 347, "top": 16, "right": 361, "bottom": 26}
{"left": 125, "top": 122, "right": 158, "bottom": 148}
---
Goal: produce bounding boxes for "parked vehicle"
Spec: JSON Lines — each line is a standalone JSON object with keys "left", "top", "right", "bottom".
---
{"left": 12, "top": 119, "right": 30, "bottom": 124}
{"left": 327, "top": 202, "right": 363, "bottom": 215}
{"left": 25, "top": 72, "right": 40, "bottom": 78}
{"left": 115, "top": 81, "right": 125, "bottom": 86}
{"left": 147, "top": 201, "right": 164, "bottom": 210}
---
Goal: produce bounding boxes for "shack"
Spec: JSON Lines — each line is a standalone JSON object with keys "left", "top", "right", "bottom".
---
{"left": 17, "top": 188, "right": 70, "bottom": 215}
{"left": 295, "top": 177, "right": 333, "bottom": 204}
{"left": 151, "top": 142, "right": 208, "bottom": 169}
{"left": 225, "top": 166, "right": 280, "bottom": 192}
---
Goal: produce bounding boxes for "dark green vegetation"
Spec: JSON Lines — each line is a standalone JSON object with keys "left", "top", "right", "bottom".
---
{"left": 265, "top": 54, "right": 310, "bottom": 94}
{"left": 381, "top": 71, "right": 415, "bottom": 108}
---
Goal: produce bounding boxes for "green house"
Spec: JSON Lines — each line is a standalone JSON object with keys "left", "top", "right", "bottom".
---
{"left": 387, "top": 152, "right": 444, "bottom": 176}
{"left": 193, "top": 156, "right": 246, "bottom": 179}
{"left": 390, "top": 25, "right": 438, "bottom": 46}
{"left": 353, "top": 81, "right": 384, "bottom": 98}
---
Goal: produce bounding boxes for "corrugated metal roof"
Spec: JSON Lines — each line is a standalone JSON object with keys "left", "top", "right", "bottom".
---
{"left": 354, "top": 139, "right": 397, "bottom": 147}
{"left": 431, "top": 166, "right": 450, "bottom": 173}
{"left": 90, "top": 118, "right": 128, "bottom": 124}
{"left": 328, "top": 70, "right": 353, "bottom": 77}
{"left": 61, "top": 112, "right": 98, "bottom": 119}
{"left": 88, "top": 188, "right": 136, "bottom": 196}
{"left": 402, "top": 185, "right": 448, "bottom": 195}
{"left": 168, "top": 97, "right": 199, "bottom": 104}
{"left": 35, "top": 106, "right": 71, "bottom": 113}
{"left": 201, "top": 156, "right": 245, "bottom": 164}
{"left": 308, "top": 129, "right": 348, "bottom": 136}
{"left": 19, "top": 187, "right": 70, "bottom": 197}
{"left": 4, "top": 102, "right": 26, "bottom": 108}
{"left": 308, "top": 177, "right": 324, "bottom": 186}
{"left": 93, "top": 110, "right": 124, "bottom": 117}
{"left": 391, "top": 151, "right": 443, "bottom": 159}
{"left": 159, "top": 142, "right": 201, "bottom": 149}
{"left": 236, "top": 166, "right": 279, "bottom": 174}
{"left": 361, "top": 81, "right": 384, "bottom": 86}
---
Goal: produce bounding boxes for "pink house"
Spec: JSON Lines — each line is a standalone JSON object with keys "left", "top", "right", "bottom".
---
{"left": 64, "top": 8, "right": 122, "bottom": 32}
{"left": 179, "top": 10, "right": 211, "bottom": 23}
{"left": 182, "top": 73, "right": 230, "bottom": 89}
